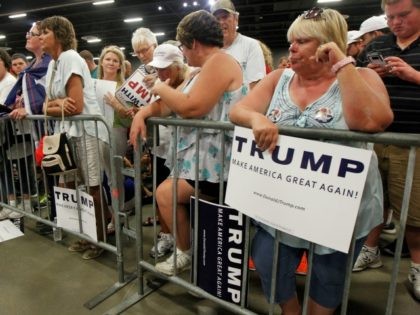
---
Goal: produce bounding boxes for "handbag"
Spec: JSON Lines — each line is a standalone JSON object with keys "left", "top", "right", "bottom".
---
{"left": 41, "top": 132, "right": 76, "bottom": 174}
{"left": 40, "top": 64, "right": 76, "bottom": 175}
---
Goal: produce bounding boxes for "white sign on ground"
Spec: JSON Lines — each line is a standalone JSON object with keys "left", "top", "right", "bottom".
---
{"left": 0, "top": 219, "right": 24, "bottom": 242}
{"left": 225, "top": 126, "right": 372, "bottom": 253}
{"left": 54, "top": 186, "right": 97, "bottom": 242}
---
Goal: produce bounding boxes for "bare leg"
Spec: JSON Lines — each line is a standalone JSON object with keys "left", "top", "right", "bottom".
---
{"left": 406, "top": 225, "right": 420, "bottom": 263}
{"left": 307, "top": 298, "right": 335, "bottom": 315}
{"left": 280, "top": 295, "right": 301, "bottom": 315}
{"left": 156, "top": 178, "right": 194, "bottom": 251}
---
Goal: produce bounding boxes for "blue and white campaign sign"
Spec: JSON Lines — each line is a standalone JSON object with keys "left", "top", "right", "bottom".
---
{"left": 225, "top": 127, "right": 372, "bottom": 253}
{"left": 54, "top": 186, "right": 97, "bottom": 242}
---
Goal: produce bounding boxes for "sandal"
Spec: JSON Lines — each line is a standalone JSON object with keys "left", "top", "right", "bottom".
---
{"left": 142, "top": 216, "right": 160, "bottom": 226}
{"left": 68, "top": 240, "right": 90, "bottom": 252}
{"left": 82, "top": 246, "right": 104, "bottom": 260}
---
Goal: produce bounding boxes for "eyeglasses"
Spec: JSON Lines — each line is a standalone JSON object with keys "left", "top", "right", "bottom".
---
{"left": 135, "top": 45, "right": 152, "bottom": 56}
{"left": 302, "top": 7, "right": 324, "bottom": 19}
{"left": 26, "top": 31, "right": 40, "bottom": 38}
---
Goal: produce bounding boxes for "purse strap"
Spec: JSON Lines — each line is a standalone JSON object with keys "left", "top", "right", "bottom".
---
{"left": 43, "top": 60, "right": 65, "bottom": 135}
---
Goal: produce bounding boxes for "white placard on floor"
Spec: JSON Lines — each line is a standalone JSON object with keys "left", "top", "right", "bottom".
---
{"left": 0, "top": 219, "right": 24, "bottom": 242}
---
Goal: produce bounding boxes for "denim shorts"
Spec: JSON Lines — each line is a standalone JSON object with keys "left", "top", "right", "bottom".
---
{"left": 252, "top": 227, "right": 366, "bottom": 309}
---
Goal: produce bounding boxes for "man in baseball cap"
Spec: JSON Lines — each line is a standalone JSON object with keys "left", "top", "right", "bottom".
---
{"left": 346, "top": 30, "right": 364, "bottom": 58}
{"left": 210, "top": 0, "right": 265, "bottom": 89}
{"left": 359, "top": 15, "right": 389, "bottom": 46}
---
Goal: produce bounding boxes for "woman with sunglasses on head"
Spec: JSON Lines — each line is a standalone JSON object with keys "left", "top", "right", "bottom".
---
{"left": 229, "top": 8, "right": 393, "bottom": 315}
{"left": 0, "top": 22, "right": 52, "bottom": 221}
{"left": 130, "top": 10, "right": 247, "bottom": 276}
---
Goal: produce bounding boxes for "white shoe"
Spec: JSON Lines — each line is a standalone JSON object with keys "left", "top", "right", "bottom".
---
{"left": 150, "top": 233, "right": 174, "bottom": 258}
{"left": 0, "top": 202, "right": 23, "bottom": 219}
{"left": 0, "top": 208, "right": 13, "bottom": 220}
{"left": 408, "top": 265, "right": 420, "bottom": 300}
{"left": 353, "top": 245, "right": 383, "bottom": 272}
{"left": 155, "top": 248, "right": 191, "bottom": 276}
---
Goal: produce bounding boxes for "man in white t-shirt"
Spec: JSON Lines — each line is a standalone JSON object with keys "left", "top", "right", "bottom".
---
{"left": 210, "top": 0, "right": 265, "bottom": 89}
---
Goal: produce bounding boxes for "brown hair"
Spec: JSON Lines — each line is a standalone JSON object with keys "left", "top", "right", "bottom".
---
{"left": 176, "top": 10, "right": 223, "bottom": 49}
{"left": 40, "top": 16, "right": 77, "bottom": 51}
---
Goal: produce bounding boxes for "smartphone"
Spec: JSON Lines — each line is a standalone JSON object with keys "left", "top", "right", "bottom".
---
{"left": 367, "top": 52, "right": 387, "bottom": 66}
{"left": 0, "top": 104, "right": 12, "bottom": 113}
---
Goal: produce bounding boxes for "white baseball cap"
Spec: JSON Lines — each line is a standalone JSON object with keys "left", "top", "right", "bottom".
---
{"left": 347, "top": 30, "right": 362, "bottom": 45}
{"left": 210, "top": 0, "right": 237, "bottom": 15}
{"left": 148, "top": 44, "right": 183, "bottom": 69}
{"left": 359, "top": 15, "right": 388, "bottom": 36}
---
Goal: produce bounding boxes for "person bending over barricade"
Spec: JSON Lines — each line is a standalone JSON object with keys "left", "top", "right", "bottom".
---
{"left": 130, "top": 10, "right": 247, "bottom": 276}
{"left": 40, "top": 16, "right": 109, "bottom": 260}
{"left": 229, "top": 7, "right": 393, "bottom": 315}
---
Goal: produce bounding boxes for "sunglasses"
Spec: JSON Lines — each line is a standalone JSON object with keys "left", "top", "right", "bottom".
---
{"left": 302, "top": 7, "right": 324, "bottom": 19}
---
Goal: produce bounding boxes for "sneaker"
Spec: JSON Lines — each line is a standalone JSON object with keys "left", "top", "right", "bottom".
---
{"left": 353, "top": 245, "right": 383, "bottom": 272}
{"left": 0, "top": 208, "right": 13, "bottom": 220}
{"left": 36, "top": 221, "right": 53, "bottom": 235}
{"left": 248, "top": 257, "right": 256, "bottom": 271}
{"left": 82, "top": 246, "right": 104, "bottom": 260}
{"left": 408, "top": 265, "right": 420, "bottom": 300}
{"left": 382, "top": 222, "right": 397, "bottom": 234}
{"left": 155, "top": 248, "right": 191, "bottom": 276}
{"left": 1, "top": 202, "right": 24, "bottom": 219}
{"left": 150, "top": 232, "right": 174, "bottom": 258}
{"left": 68, "top": 240, "right": 90, "bottom": 252}
{"left": 382, "top": 209, "right": 396, "bottom": 235}
{"left": 382, "top": 239, "right": 410, "bottom": 258}
{"left": 296, "top": 252, "right": 308, "bottom": 275}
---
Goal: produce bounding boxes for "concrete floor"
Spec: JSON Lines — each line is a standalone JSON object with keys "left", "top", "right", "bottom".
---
{"left": 0, "top": 213, "right": 419, "bottom": 315}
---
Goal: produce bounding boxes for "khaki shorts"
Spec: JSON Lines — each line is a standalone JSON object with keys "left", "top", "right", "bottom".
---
{"left": 60, "top": 135, "right": 102, "bottom": 187}
{"left": 375, "top": 144, "right": 420, "bottom": 227}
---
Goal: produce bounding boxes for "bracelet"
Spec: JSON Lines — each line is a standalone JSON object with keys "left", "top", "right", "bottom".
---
{"left": 331, "top": 56, "right": 356, "bottom": 75}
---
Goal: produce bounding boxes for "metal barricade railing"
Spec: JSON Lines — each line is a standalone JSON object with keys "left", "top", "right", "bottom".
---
{"left": 0, "top": 114, "right": 136, "bottom": 310}
{"left": 104, "top": 117, "right": 420, "bottom": 315}
{"left": 2, "top": 113, "right": 418, "bottom": 314}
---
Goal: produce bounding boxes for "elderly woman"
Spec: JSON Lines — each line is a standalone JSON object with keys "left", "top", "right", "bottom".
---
{"left": 229, "top": 8, "right": 393, "bottom": 315}
{"left": 130, "top": 10, "right": 246, "bottom": 275}
{"left": 40, "top": 16, "right": 108, "bottom": 260}
{"left": 131, "top": 42, "right": 191, "bottom": 259}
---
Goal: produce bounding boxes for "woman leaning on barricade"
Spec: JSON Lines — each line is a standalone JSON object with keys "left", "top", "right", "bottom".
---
{"left": 0, "top": 21, "right": 51, "bottom": 222}
{"left": 229, "top": 7, "right": 393, "bottom": 315}
{"left": 129, "top": 10, "right": 247, "bottom": 276}
{"left": 40, "top": 16, "right": 108, "bottom": 260}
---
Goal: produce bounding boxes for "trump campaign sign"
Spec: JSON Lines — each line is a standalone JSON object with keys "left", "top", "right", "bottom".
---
{"left": 225, "top": 127, "right": 373, "bottom": 253}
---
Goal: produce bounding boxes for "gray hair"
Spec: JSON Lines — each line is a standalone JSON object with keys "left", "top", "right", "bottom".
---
{"left": 131, "top": 27, "right": 157, "bottom": 49}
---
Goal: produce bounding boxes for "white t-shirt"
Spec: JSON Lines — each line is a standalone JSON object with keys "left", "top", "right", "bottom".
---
{"left": 224, "top": 33, "right": 265, "bottom": 86}
{"left": 0, "top": 72, "right": 16, "bottom": 104}
{"left": 45, "top": 50, "right": 108, "bottom": 143}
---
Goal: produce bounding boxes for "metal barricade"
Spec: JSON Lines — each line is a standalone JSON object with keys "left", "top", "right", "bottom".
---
{"left": 0, "top": 114, "right": 135, "bottom": 310}
{"left": 105, "top": 117, "right": 420, "bottom": 315}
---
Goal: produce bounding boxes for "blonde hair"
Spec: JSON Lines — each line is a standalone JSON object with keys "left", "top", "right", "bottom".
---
{"left": 258, "top": 41, "right": 273, "bottom": 71}
{"left": 98, "top": 45, "right": 126, "bottom": 86}
{"left": 287, "top": 8, "right": 348, "bottom": 54}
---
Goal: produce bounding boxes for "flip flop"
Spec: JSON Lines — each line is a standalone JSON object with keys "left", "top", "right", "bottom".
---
{"left": 142, "top": 216, "right": 160, "bottom": 226}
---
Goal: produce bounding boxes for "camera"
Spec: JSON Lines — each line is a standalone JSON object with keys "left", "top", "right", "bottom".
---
{"left": 367, "top": 52, "right": 387, "bottom": 66}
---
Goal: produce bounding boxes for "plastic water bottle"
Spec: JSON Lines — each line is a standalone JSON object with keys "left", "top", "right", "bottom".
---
{"left": 53, "top": 217, "right": 63, "bottom": 242}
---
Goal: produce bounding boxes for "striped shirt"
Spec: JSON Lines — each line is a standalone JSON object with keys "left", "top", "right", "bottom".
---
{"left": 358, "top": 34, "right": 420, "bottom": 133}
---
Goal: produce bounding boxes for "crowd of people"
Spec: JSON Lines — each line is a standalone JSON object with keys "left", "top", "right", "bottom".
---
{"left": 0, "top": 0, "right": 419, "bottom": 313}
